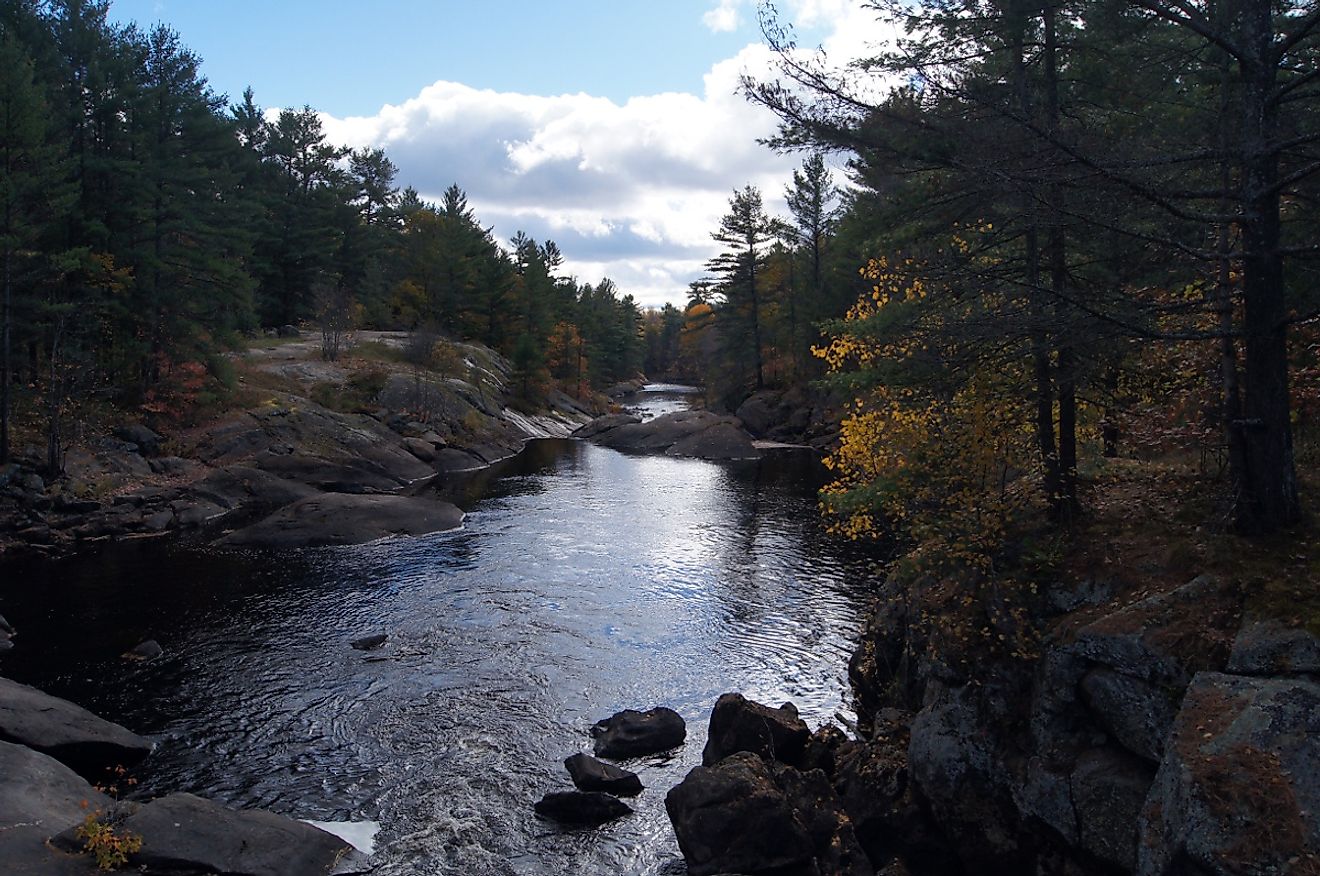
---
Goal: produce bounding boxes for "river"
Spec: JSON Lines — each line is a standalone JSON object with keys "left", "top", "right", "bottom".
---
{"left": 0, "top": 385, "right": 879, "bottom": 875}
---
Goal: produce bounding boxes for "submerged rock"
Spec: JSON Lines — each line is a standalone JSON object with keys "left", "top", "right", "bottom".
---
{"left": 0, "top": 676, "right": 151, "bottom": 777}
{"left": 217, "top": 493, "right": 464, "bottom": 549}
{"left": 122, "top": 640, "right": 163, "bottom": 661}
{"left": 591, "top": 707, "right": 686, "bottom": 759}
{"left": 350, "top": 633, "right": 387, "bottom": 651}
{"left": 702, "top": 693, "right": 810, "bottom": 767}
{"left": 533, "top": 790, "right": 632, "bottom": 826}
{"left": 564, "top": 752, "right": 643, "bottom": 796}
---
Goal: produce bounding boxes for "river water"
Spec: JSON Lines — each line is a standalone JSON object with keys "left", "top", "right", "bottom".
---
{"left": 0, "top": 385, "right": 879, "bottom": 875}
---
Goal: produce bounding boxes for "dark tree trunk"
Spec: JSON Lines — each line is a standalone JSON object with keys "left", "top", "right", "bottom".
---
{"left": 1233, "top": 1, "right": 1299, "bottom": 533}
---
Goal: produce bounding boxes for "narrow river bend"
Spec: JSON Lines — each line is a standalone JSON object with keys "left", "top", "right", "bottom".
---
{"left": 0, "top": 386, "right": 878, "bottom": 875}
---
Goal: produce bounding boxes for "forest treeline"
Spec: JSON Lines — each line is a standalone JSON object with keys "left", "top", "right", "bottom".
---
{"left": 676, "top": 0, "right": 1318, "bottom": 548}
{"left": 0, "top": 0, "right": 648, "bottom": 472}
{"left": 2, "top": 0, "right": 1317, "bottom": 548}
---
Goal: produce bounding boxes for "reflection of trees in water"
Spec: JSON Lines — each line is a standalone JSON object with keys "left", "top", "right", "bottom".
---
{"left": 708, "top": 453, "right": 877, "bottom": 631}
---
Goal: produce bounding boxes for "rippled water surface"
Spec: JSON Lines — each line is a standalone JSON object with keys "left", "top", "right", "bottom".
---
{"left": 1, "top": 386, "right": 879, "bottom": 875}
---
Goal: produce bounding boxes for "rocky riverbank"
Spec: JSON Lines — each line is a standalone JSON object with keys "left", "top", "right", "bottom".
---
{"left": 0, "top": 675, "right": 367, "bottom": 875}
{"left": 0, "top": 333, "right": 601, "bottom": 557}
{"left": 836, "top": 566, "right": 1319, "bottom": 875}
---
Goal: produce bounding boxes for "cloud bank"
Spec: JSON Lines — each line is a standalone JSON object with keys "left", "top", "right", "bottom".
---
{"left": 319, "top": 3, "right": 888, "bottom": 309}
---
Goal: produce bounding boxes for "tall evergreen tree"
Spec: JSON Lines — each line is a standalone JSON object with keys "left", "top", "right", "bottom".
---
{"left": 707, "top": 185, "right": 778, "bottom": 393}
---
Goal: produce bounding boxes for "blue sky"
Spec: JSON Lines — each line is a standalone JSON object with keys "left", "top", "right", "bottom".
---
{"left": 109, "top": 1, "right": 762, "bottom": 115}
{"left": 106, "top": 1, "right": 885, "bottom": 308}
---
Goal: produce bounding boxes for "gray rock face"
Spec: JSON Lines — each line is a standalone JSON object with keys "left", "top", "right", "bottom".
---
{"left": 113, "top": 423, "right": 163, "bottom": 456}
{"left": 591, "top": 707, "right": 686, "bottom": 759}
{"left": 1227, "top": 618, "right": 1320, "bottom": 676}
{"left": 0, "top": 676, "right": 151, "bottom": 777}
{"left": 254, "top": 452, "right": 413, "bottom": 494}
{"left": 402, "top": 436, "right": 436, "bottom": 462}
{"left": 1138, "top": 672, "right": 1320, "bottom": 876}
{"left": 1034, "top": 575, "right": 1242, "bottom": 767}
{"left": 907, "top": 683, "right": 1028, "bottom": 870}
{"left": 190, "top": 465, "right": 319, "bottom": 512}
{"left": 1069, "top": 575, "right": 1241, "bottom": 686}
{"left": 665, "top": 751, "right": 872, "bottom": 876}
{"left": 734, "top": 390, "right": 786, "bottom": 438}
{"left": 702, "top": 693, "right": 810, "bottom": 767}
{"left": 590, "top": 410, "right": 759, "bottom": 459}
{"left": 564, "top": 753, "right": 643, "bottom": 796}
{"left": 1071, "top": 747, "right": 1156, "bottom": 871}
{"left": 218, "top": 493, "right": 464, "bottom": 549}
{"left": 666, "top": 422, "right": 760, "bottom": 460}
{"left": 571, "top": 414, "right": 641, "bottom": 440}
{"left": 533, "top": 790, "right": 632, "bottom": 825}
{"left": 0, "top": 739, "right": 111, "bottom": 832}
{"left": 831, "top": 726, "right": 957, "bottom": 874}
{"left": 113, "top": 793, "right": 352, "bottom": 876}
{"left": 0, "top": 741, "right": 112, "bottom": 876}
{"left": 1079, "top": 668, "right": 1180, "bottom": 762}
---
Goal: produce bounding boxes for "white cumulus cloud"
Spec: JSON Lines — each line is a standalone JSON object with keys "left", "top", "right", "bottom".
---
{"left": 316, "top": 4, "right": 893, "bottom": 309}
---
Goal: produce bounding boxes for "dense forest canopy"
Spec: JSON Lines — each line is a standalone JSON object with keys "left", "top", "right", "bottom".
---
{"left": 0, "top": 0, "right": 648, "bottom": 472}
{"left": 734, "top": 0, "right": 1319, "bottom": 541}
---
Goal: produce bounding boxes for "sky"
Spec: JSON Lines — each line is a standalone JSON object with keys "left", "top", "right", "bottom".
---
{"left": 106, "top": 1, "right": 891, "bottom": 309}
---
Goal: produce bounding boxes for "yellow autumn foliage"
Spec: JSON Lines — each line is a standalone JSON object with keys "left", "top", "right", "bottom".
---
{"left": 816, "top": 256, "right": 1038, "bottom": 576}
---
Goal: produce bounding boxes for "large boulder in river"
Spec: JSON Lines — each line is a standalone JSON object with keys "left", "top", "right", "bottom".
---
{"left": 217, "top": 493, "right": 464, "bottom": 549}
{"left": 666, "top": 422, "right": 759, "bottom": 460}
{"left": 564, "top": 752, "right": 643, "bottom": 796}
{"left": 702, "top": 693, "right": 810, "bottom": 767}
{"left": 591, "top": 707, "right": 686, "bottom": 759}
{"left": 589, "top": 410, "right": 759, "bottom": 459}
{"left": 0, "top": 676, "right": 152, "bottom": 777}
{"left": 0, "top": 741, "right": 114, "bottom": 875}
{"left": 571, "top": 414, "right": 640, "bottom": 440}
{"left": 665, "top": 751, "right": 872, "bottom": 876}
{"left": 533, "top": 790, "right": 632, "bottom": 826}
{"left": 1137, "top": 672, "right": 1320, "bottom": 876}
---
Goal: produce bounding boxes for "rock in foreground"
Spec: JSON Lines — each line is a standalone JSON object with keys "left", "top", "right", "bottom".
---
{"left": 50, "top": 792, "right": 358, "bottom": 876}
{"left": 564, "top": 752, "right": 643, "bottom": 796}
{"left": 0, "top": 676, "right": 151, "bottom": 777}
{"left": 1138, "top": 672, "right": 1320, "bottom": 876}
{"left": 218, "top": 493, "right": 464, "bottom": 548}
{"left": 0, "top": 741, "right": 114, "bottom": 875}
{"left": 703, "top": 692, "right": 810, "bottom": 767}
{"left": 533, "top": 790, "right": 632, "bottom": 826}
{"left": 665, "top": 751, "right": 872, "bottom": 876}
{"left": 591, "top": 707, "right": 686, "bottom": 759}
